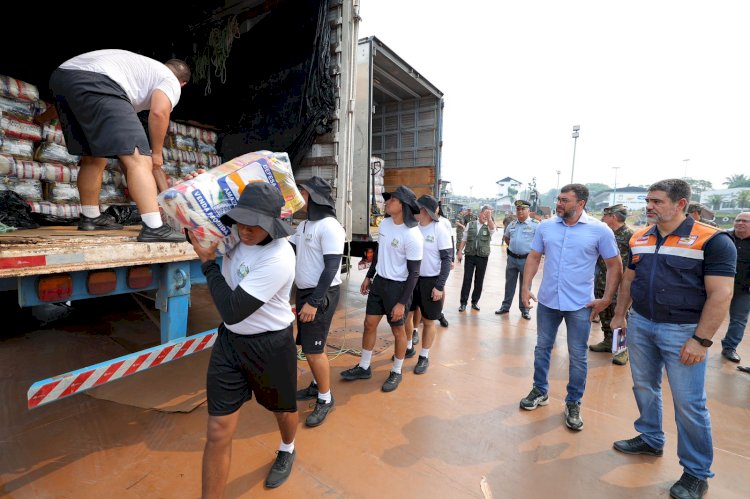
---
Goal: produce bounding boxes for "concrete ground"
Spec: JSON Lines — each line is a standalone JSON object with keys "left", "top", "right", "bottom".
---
{"left": 1, "top": 238, "right": 749, "bottom": 498}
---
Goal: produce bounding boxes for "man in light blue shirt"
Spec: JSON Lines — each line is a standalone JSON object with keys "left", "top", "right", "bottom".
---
{"left": 518, "top": 184, "right": 622, "bottom": 431}
{"left": 496, "top": 199, "right": 539, "bottom": 320}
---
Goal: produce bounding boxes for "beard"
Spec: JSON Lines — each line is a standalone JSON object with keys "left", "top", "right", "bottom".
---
{"left": 557, "top": 206, "right": 577, "bottom": 220}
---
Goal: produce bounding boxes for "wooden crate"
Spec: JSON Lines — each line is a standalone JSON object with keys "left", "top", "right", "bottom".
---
{"left": 383, "top": 166, "right": 435, "bottom": 195}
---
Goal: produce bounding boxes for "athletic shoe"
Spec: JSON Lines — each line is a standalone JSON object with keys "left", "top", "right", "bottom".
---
{"left": 78, "top": 213, "right": 123, "bottom": 231}
{"left": 264, "top": 450, "right": 295, "bottom": 488}
{"left": 519, "top": 386, "right": 549, "bottom": 411}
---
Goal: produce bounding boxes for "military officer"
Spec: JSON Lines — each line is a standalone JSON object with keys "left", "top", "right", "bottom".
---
{"left": 589, "top": 203, "right": 634, "bottom": 365}
{"left": 496, "top": 200, "right": 539, "bottom": 320}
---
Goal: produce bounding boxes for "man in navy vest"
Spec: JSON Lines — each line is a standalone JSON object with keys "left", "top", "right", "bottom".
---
{"left": 611, "top": 179, "right": 736, "bottom": 499}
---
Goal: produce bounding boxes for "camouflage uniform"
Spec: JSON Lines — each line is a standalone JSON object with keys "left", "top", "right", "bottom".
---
{"left": 590, "top": 205, "right": 633, "bottom": 365}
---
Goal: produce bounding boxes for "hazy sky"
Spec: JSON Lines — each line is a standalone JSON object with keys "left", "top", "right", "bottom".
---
{"left": 358, "top": 0, "right": 750, "bottom": 198}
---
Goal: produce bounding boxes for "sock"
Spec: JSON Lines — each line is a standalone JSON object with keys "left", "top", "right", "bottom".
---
{"left": 141, "top": 212, "right": 164, "bottom": 229}
{"left": 420, "top": 348, "right": 430, "bottom": 358}
{"left": 359, "top": 349, "right": 373, "bottom": 369}
{"left": 392, "top": 357, "right": 404, "bottom": 374}
{"left": 279, "top": 440, "right": 295, "bottom": 453}
{"left": 311, "top": 378, "right": 317, "bottom": 387}
{"left": 407, "top": 339, "right": 413, "bottom": 349}
{"left": 318, "top": 390, "right": 331, "bottom": 403}
{"left": 81, "top": 205, "right": 100, "bottom": 218}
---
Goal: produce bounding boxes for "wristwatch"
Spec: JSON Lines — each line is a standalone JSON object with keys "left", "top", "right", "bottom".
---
{"left": 691, "top": 335, "right": 713, "bottom": 347}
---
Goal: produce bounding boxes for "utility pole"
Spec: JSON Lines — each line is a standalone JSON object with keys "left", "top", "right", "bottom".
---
{"left": 570, "top": 125, "right": 580, "bottom": 183}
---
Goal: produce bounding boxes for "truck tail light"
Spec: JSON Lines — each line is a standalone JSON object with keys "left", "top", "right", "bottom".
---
{"left": 87, "top": 270, "right": 117, "bottom": 295}
{"left": 37, "top": 275, "right": 73, "bottom": 302}
{"left": 127, "top": 266, "right": 153, "bottom": 289}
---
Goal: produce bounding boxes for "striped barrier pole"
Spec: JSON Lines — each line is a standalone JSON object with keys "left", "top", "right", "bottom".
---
{"left": 27, "top": 329, "right": 218, "bottom": 409}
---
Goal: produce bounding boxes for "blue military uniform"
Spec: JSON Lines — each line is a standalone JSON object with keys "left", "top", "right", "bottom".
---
{"left": 496, "top": 199, "right": 539, "bottom": 318}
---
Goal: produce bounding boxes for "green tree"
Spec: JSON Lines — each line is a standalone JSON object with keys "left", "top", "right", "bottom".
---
{"left": 708, "top": 194, "right": 724, "bottom": 210}
{"left": 585, "top": 183, "right": 611, "bottom": 195}
{"left": 685, "top": 178, "right": 713, "bottom": 201}
{"left": 724, "top": 174, "right": 750, "bottom": 188}
{"left": 736, "top": 190, "right": 750, "bottom": 209}
{"left": 538, "top": 188, "right": 558, "bottom": 208}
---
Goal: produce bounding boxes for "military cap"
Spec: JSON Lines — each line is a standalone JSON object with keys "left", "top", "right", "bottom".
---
{"left": 687, "top": 203, "right": 705, "bottom": 214}
{"left": 603, "top": 203, "right": 628, "bottom": 215}
{"left": 514, "top": 199, "right": 531, "bottom": 208}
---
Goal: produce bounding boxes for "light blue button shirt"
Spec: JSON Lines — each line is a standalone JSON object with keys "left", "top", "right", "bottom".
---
{"left": 531, "top": 212, "right": 619, "bottom": 311}
{"left": 506, "top": 218, "right": 539, "bottom": 255}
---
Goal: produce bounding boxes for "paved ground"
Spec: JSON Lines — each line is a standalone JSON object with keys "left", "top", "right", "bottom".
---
{"left": 1, "top": 239, "right": 749, "bottom": 498}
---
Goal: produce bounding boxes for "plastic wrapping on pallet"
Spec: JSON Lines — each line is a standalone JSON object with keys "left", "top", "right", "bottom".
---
{"left": 157, "top": 150, "right": 304, "bottom": 254}
{"left": 0, "top": 75, "right": 39, "bottom": 102}
{"left": 1, "top": 113, "right": 42, "bottom": 142}
{"left": 34, "top": 141, "right": 79, "bottom": 165}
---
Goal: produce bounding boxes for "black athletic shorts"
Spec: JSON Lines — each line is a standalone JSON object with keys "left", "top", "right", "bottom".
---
{"left": 295, "top": 285, "right": 340, "bottom": 354}
{"left": 206, "top": 323, "right": 297, "bottom": 416}
{"left": 408, "top": 275, "right": 444, "bottom": 320}
{"left": 49, "top": 68, "right": 152, "bottom": 158}
{"left": 365, "top": 275, "right": 411, "bottom": 326}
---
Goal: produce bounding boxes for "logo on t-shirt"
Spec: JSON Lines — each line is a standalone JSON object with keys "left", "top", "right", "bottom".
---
{"left": 425, "top": 234, "right": 435, "bottom": 243}
{"left": 237, "top": 263, "right": 250, "bottom": 279}
{"left": 677, "top": 235, "right": 699, "bottom": 246}
{"left": 391, "top": 238, "right": 400, "bottom": 248}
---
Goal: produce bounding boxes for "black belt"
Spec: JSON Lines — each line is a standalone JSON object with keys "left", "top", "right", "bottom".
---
{"left": 507, "top": 249, "right": 528, "bottom": 259}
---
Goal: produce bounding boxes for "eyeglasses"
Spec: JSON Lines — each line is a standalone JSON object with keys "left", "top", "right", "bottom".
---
{"left": 556, "top": 197, "right": 577, "bottom": 204}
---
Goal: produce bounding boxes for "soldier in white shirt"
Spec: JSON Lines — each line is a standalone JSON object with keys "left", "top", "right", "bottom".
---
{"left": 291, "top": 177, "right": 345, "bottom": 428}
{"left": 188, "top": 182, "right": 298, "bottom": 494}
{"left": 340, "top": 186, "right": 423, "bottom": 392}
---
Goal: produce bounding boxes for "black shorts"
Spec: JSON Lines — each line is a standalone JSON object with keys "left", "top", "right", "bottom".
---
{"left": 408, "top": 276, "right": 444, "bottom": 320}
{"left": 365, "top": 276, "right": 411, "bottom": 326}
{"left": 49, "top": 68, "right": 151, "bottom": 158}
{"left": 295, "top": 285, "right": 340, "bottom": 354}
{"left": 206, "top": 323, "right": 297, "bottom": 416}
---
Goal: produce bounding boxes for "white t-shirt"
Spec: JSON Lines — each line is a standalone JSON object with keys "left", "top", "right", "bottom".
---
{"left": 439, "top": 216, "right": 453, "bottom": 239}
{"left": 221, "top": 238, "right": 295, "bottom": 335}
{"left": 60, "top": 49, "right": 181, "bottom": 112}
{"left": 291, "top": 217, "right": 346, "bottom": 289}
{"left": 375, "top": 217, "right": 424, "bottom": 281}
{"left": 418, "top": 220, "right": 453, "bottom": 276}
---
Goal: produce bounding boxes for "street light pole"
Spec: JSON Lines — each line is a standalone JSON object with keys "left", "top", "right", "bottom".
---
{"left": 556, "top": 170, "right": 561, "bottom": 190}
{"left": 683, "top": 158, "right": 690, "bottom": 179}
{"left": 570, "top": 125, "right": 580, "bottom": 183}
{"left": 612, "top": 166, "right": 620, "bottom": 205}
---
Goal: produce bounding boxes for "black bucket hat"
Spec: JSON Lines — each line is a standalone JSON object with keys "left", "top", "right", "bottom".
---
{"left": 219, "top": 182, "right": 294, "bottom": 239}
{"left": 416, "top": 194, "right": 439, "bottom": 222}
{"left": 298, "top": 176, "right": 335, "bottom": 208}
{"left": 383, "top": 185, "right": 419, "bottom": 227}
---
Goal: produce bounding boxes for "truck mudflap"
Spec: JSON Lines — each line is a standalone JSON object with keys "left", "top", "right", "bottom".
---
{"left": 27, "top": 328, "right": 218, "bottom": 409}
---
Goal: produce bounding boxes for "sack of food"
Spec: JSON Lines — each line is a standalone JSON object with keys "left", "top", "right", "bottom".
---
{"left": 157, "top": 150, "right": 304, "bottom": 254}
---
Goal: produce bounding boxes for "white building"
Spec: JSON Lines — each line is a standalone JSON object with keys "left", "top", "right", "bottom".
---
{"left": 495, "top": 177, "right": 522, "bottom": 198}
{"left": 699, "top": 187, "right": 750, "bottom": 210}
{"left": 590, "top": 186, "right": 648, "bottom": 212}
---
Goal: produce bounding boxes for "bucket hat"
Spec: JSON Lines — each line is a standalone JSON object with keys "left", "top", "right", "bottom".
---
{"left": 220, "top": 182, "right": 294, "bottom": 239}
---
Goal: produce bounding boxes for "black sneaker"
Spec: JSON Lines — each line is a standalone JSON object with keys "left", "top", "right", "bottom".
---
{"left": 669, "top": 472, "right": 708, "bottom": 499}
{"left": 381, "top": 371, "right": 402, "bottom": 392}
{"left": 520, "top": 386, "right": 549, "bottom": 411}
{"left": 78, "top": 213, "right": 123, "bottom": 231}
{"left": 414, "top": 356, "right": 429, "bottom": 374}
{"left": 305, "top": 397, "right": 334, "bottom": 427}
{"left": 495, "top": 308, "right": 509, "bottom": 315}
{"left": 340, "top": 365, "right": 371, "bottom": 380}
{"left": 392, "top": 347, "right": 416, "bottom": 361}
{"left": 137, "top": 224, "right": 187, "bottom": 243}
{"left": 612, "top": 435, "right": 663, "bottom": 456}
{"left": 438, "top": 314, "right": 449, "bottom": 327}
{"left": 264, "top": 449, "right": 295, "bottom": 488}
{"left": 564, "top": 401, "right": 583, "bottom": 431}
{"left": 412, "top": 329, "right": 419, "bottom": 345}
{"left": 296, "top": 381, "right": 318, "bottom": 401}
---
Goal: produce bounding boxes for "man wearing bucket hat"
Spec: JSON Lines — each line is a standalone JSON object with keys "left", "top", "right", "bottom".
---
{"left": 403, "top": 194, "right": 452, "bottom": 374}
{"left": 341, "top": 185, "right": 423, "bottom": 393}
{"left": 291, "top": 176, "right": 345, "bottom": 428}
{"left": 188, "top": 182, "right": 298, "bottom": 493}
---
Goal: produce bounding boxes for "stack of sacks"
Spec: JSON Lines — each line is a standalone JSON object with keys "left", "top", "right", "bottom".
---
{"left": 162, "top": 121, "right": 222, "bottom": 187}
{"left": 158, "top": 150, "right": 304, "bottom": 254}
